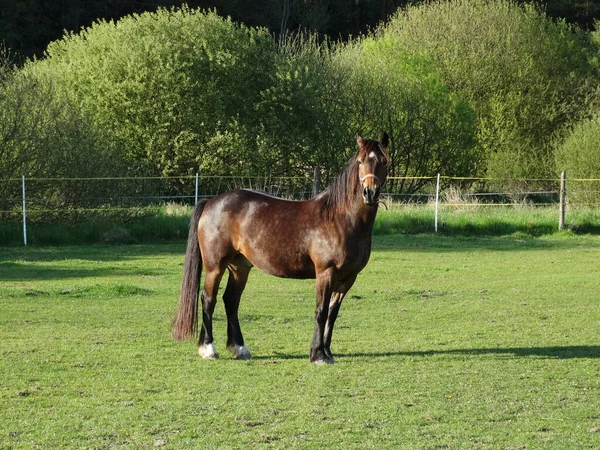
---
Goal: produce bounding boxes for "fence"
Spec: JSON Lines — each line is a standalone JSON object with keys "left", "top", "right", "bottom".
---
{"left": 2, "top": 170, "right": 600, "bottom": 246}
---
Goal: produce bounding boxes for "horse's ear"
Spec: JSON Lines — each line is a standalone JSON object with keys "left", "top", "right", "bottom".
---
{"left": 380, "top": 132, "right": 389, "bottom": 149}
{"left": 356, "top": 135, "right": 364, "bottom": 147}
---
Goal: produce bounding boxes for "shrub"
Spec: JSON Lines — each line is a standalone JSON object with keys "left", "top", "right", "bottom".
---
{"left": 29, "top": 7, "right": 278, "bottom": 178}
{"left": 330, "top": 34, "right": 479, "bottom": 192}
{"left": 383, "top": 0, "right": 599, "bottom": 179}
{"left": 555, "top": 116, "right": 600, "bottom": 206}
{"left": 0, "top": 50, "right": 125, "bottom": 217}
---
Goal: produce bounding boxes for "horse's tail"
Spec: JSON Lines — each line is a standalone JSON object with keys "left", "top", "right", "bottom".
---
{"left": 173, "top": 199, "right": 208, "bottom": 341}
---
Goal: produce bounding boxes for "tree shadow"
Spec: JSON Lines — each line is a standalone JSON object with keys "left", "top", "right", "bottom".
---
{"left": 0, "top": 243, "right": 185, "bottom": 281}
{"left": 0, "top": 261, "right": 165, "bottom": 281}
{"left": 0, "top": 242, "right": 185, "bottom": 263}
{"left": 372, "top": 234, "right": 600, "bottom": 253}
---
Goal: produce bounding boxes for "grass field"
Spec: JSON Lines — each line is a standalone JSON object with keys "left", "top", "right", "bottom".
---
{"left": 3, "top": 204, "right": 600, "bottom": 246}
{"left": 1, "top": 234, "right": 600, "bottom": 448}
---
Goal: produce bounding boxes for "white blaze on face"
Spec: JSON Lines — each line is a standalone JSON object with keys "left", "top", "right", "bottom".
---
{"left": 369, "top": 151, "right": 377, "bottom": 159}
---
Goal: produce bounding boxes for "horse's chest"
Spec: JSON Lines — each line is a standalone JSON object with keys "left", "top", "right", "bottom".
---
{"left": 337, "top": 238, "right": 371, "bottom": 273}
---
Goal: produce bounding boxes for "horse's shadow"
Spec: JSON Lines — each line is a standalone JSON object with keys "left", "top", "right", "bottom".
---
{"left": 254, "top": 345, "right": 600, "bottom": 361}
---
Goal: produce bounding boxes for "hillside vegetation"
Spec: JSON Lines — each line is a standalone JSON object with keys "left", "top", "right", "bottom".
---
{"left": 2, "top": 1, "right": 600, "bottom": 200}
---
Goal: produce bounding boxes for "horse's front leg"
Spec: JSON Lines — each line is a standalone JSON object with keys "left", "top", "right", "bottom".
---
{"left": 323, "top": 275, "right": 356, "bottom": 362}
{"left": 323, "top": 292, "right": 344, "bottom": 362}
{"left": 310, "top": 268, "right": 335, "bottom": 364}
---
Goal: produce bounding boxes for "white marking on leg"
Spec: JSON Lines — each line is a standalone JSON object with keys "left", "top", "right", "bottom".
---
{"left": 313, "top": 358, "right": 334, "bottom": 366}
{"left": 198, "top": 342, "right": 219, "bottom": 359}
{"left": 230, "top": 345, "right": 252, "bottom": 360}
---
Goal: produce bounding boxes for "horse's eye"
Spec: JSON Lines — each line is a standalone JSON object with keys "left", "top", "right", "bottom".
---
{"left": 381, "top": 157, "right": 388, "bottom": 166}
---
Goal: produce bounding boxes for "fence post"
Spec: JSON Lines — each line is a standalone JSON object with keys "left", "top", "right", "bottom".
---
{"left": 22, "top": 175, "right": 28, "bottom": 246}
{"left": 559, "top": 170, "right": 566, "bottom": 230}
{"left": 313, "top": 166, "right": 321, "bottom": 197}
{"left": 195, "top": 172, "right": 199, "bottom": 205}
{"left": 434, "top": 173, "right": 441, "bottom": 233}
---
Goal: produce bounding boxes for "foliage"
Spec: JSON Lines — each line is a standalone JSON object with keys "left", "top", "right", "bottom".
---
{"left": 30, "top": 7, "right": 278, "bottom": 178}
{"left": 2, "top": 0, "right": 600, "bottom": 60}
{"left": 332, "top": 34, "right": 478, "bottom": 192}
{"left": 0, "top": 49, "right": 126, "bottom": 213}
{"left": 256, "top": 35, "right": 352, "bottom": 181}
{"left": 0, "top": 58, "right": 115, "bottom": 180}
{"left": 555, "top": 115, "right": 600, "bottom": 205}
{"left": 383, "top": 0, "right": 600, "bottom": 179}
{"left": 3, "top": 2, "right": 600, "bottom": 199}
{"left": 1, "top": 237, "right": 600, "bottom": 447}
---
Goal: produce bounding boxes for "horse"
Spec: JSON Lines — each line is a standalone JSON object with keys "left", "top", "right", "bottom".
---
{"left": 173, "top": 133, "right": 390, "bottom": 364}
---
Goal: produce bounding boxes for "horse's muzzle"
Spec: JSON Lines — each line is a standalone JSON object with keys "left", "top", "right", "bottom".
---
{"left": 363, "top": 185, "right": 381, "bottom": 206}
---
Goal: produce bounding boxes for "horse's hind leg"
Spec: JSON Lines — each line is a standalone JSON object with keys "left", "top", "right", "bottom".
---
{"left": 198, "top": 268, "right": 224, "bottom": 359}
{"left": 223, "top": 262, "right": 252, "bottom": 360}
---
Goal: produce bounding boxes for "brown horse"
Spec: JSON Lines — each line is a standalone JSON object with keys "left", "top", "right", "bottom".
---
{"left": 173, "top": 134, "right": 389, "bottom": 364}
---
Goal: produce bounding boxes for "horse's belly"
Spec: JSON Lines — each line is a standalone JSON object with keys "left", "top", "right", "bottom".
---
{"left": 243, "top": 249, "right": 316, "bottom": 279}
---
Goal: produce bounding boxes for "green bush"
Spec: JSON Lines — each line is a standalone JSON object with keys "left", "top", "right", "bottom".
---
{"left": 555, "top": 116, "right": 600, "bottom": 206}
{"left": 383, "top": 0, "right": 599, "bottom": 180}
{"left": 332, "top": 34, "right": 478, "bottom": 192}
{"left": 29, "top": 7, "right": 278, "bottom": 178}
{"left": 0, "top": 50, "right": 125, "bottom": 215}
{"left": 256, "top": 35, "right": 351, "bottom": 181}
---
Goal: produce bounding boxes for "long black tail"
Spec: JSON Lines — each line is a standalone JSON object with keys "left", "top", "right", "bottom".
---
{"left": 173, "top": 200, "right": 207, "bottom": 341}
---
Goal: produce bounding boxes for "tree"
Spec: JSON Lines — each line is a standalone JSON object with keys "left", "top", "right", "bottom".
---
{"left": 555, "top": 115, "right": 600, "bottom": 205}
{"left": 29, "top": 7, "right": 278, "bottom": 178}
{"left": 383, "top": 0, "right": 599, "bottom": 180}
{"left": 0, "top": 47, "right": 125, "bottom": 218}
{"left": 330, "top": 34, "right": 478, "bottom": 192}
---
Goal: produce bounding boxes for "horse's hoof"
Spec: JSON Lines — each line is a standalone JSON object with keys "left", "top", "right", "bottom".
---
{"left": 229, "top": 345, "right": 252, "bottom": 360}
{"left": 198, "top": 343, "right": 219, "bottom": 360}
{"left": 312, "top": 357, "right": 334, "bottom": 365}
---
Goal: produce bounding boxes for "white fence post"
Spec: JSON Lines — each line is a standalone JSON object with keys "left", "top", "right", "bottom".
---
{"left": 22, "top": 175, "right": 28, "bottom": 246}
{"left": 434, "top": 173, "right": 441, "bottom": 233}
{"left": 195, "top": 173, "right": 199, "bottom": 205}
{"left": 559, "top": 170, "right": 566, "bottom": 230}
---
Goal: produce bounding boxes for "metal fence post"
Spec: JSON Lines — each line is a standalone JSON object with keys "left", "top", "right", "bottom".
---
{"left": 559, "top": 170, "right": 566, "bottom": 230}
{"left": 434, "top": 173, "right": 441, "bottom": 233}
{"left": 22, "top": 175, "right": 28, "bottom": 246}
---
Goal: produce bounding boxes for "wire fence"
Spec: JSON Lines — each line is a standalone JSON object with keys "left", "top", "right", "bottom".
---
{"left": 1, "top": 171, "right": 600, "bottom": 245}
{"left": 385, "top": 175, "right": 565, "bottom": 207}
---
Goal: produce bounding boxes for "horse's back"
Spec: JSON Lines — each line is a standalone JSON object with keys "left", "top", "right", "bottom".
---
{"left": 198, "top": 190, "right": 318, "bottom": 278}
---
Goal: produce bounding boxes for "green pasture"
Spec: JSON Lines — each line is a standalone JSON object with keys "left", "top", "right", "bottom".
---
{"left": 3, "top": 205, "right": 600, "bottom": 246}
{"left": 1, "top": 235, "right": 600, "bottom": 448}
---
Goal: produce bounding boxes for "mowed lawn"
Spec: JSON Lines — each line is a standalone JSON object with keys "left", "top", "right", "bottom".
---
{"left": 1, "top": 234, "right": 600, "bottom": 449}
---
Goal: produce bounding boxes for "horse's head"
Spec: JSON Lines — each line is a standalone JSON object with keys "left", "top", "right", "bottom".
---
{"left": 356, "top": 133, "right": 390, "bottom": 206}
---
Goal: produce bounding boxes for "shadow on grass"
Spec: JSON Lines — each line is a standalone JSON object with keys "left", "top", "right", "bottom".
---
{"left": 374, "top": 213, "right": 559, "bottom": 237}
{"left": 0, "top": 261, "right": 167, "bottom": 281}
{"left": 253, "top": 346, "right": 600, "bottom": 361}
{"left": 372, "top": 233, "right": 600, "bottom": 253}
{"left": 0, "top": 243, "right": 185, "bottom": 281}
{"left": 339, "top": 345, "right": 600, "bottom": 360}
{"left": 0, "top": 242, "right": 185, "bottom": 262}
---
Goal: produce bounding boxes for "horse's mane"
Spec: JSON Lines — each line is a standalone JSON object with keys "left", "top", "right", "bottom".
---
{"left": 318, "top": 154, "right": 360, "bottom": 217}
{"left": 316, "top": 138, "right": 385, "bottom": 219}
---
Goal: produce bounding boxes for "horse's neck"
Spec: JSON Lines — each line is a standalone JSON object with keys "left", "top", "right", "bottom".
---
{"left": 345, "top": 200, "right": 378, "bottom": 235}
{"left": 316, "top": 183, "right": 378, "bottom": 233}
